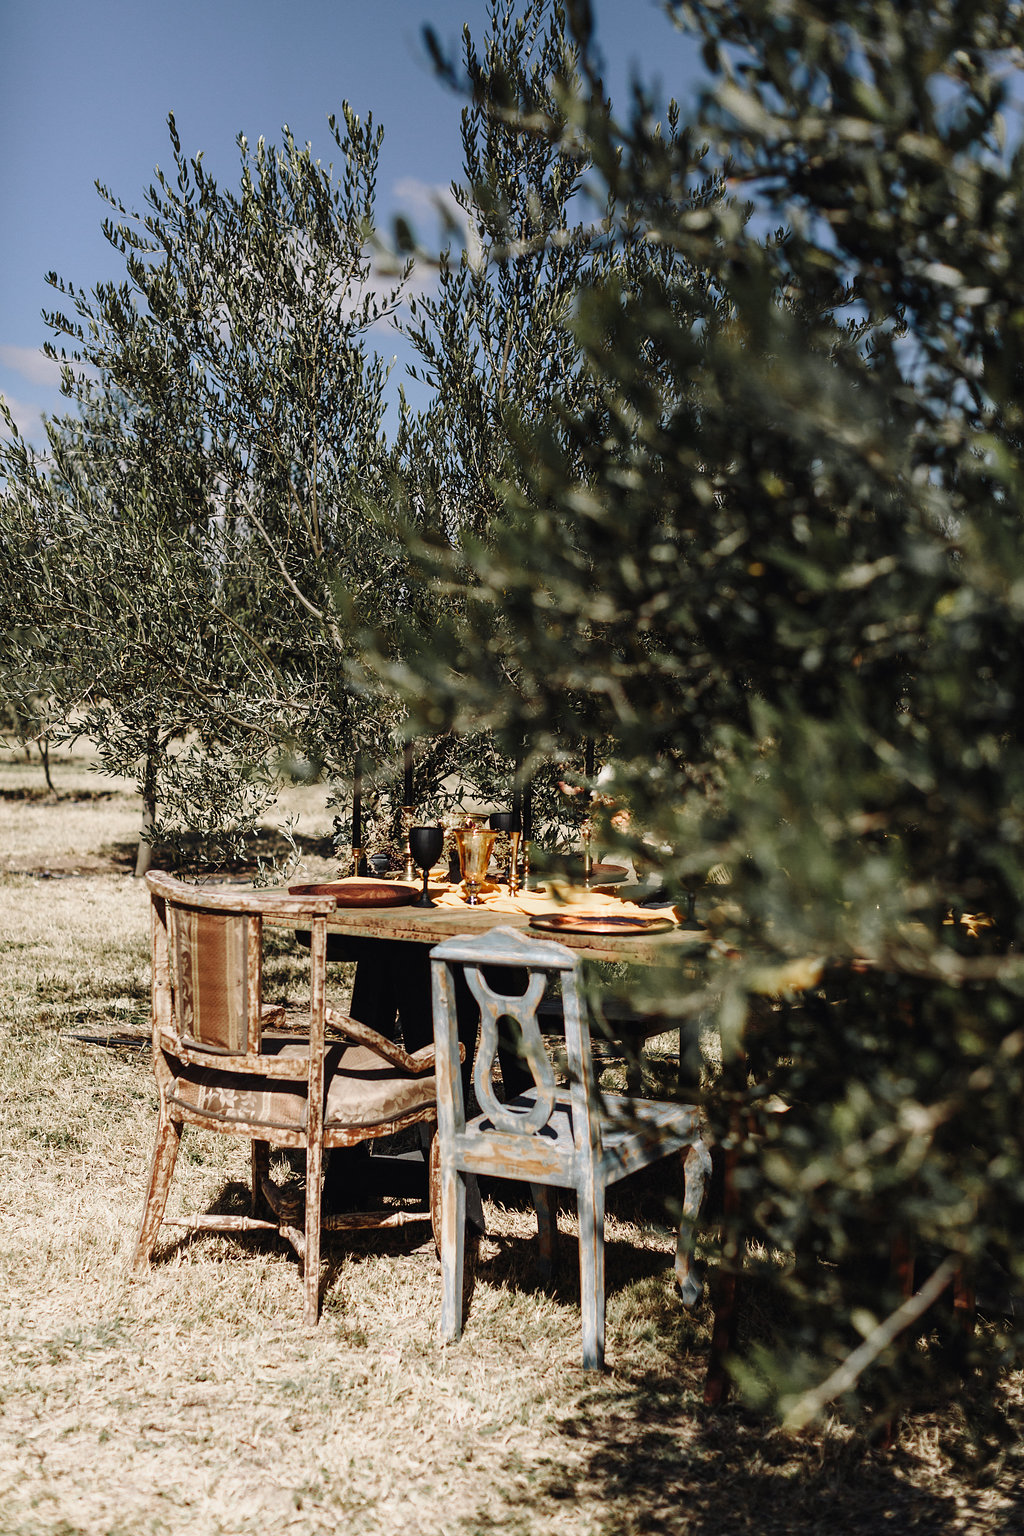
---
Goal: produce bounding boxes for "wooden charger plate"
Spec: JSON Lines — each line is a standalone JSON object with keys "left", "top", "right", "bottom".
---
{"left": 288, "top": 880, "right": 417, "bottom": 907}
{"left": 528, "top": 912, "right": 676, "bottom": 937}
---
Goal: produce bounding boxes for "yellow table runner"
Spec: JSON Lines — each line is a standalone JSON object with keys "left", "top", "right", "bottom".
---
{"left": 316, "top": 875, "right": 679, "bottom": 924}
{"left": 436, "top": 881, "right": 682, "bottom": 921}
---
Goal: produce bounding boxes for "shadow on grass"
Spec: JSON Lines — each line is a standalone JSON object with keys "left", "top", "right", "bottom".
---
{"left": 148, "top": 1175, "right": 436, "bottom": 1291}
{"left": 525, "top": 1385, "right": 990, "bottom": 1535}
{"left": 11, "top": 827, "right": 340, "bottom": 878}
{"left": 139, "top": 1176, "right": 1022, "bottom": 1533}
{"left": 456, "top": 1352, "right": 1021, "bottom": 1536}
{"left": 445, "top": 1169, "right": 1024, "bottom": 1534}
{"left": 91, "top": 825, "right": 339, "bottom": 877}
{"left": 0, "top": 786, "right": 118, "bottom": 803}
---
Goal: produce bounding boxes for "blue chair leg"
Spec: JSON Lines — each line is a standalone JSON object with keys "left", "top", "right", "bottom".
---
{"left": 441, "top": 1160, "right": 467, "bottom": 1343}
{"left": 675, "top": 1139, "right": 712, "bottom": 1306}
{"left": 577, "top": 1178, "right": 606, "bottom": 1371}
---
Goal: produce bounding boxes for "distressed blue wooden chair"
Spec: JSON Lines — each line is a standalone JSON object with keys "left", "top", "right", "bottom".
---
{"left": 429, "top": 925, "right": 711, "bottom": 1370}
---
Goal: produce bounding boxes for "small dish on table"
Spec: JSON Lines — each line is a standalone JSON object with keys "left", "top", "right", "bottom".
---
{"left": 528, "top": 912, "right": 676, "bottom": 937}
{"left": 287, "top": 880, "right": 418, "bottom": 908}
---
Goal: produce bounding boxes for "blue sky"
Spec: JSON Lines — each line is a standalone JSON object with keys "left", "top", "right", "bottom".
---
{"left": 0, "top": 0, "right": 704, "bottom": 442}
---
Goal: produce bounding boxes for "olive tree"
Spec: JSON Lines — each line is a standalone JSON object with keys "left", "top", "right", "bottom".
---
{"left": 381, "top": 0, "right": 727, "bottom": 828}
{"left": 0, "top": 380, "right": 280, "bottom": 873}
{"left": 373, "top": 0, "right": 1024, "bottom": 1435}
{"left": 3, "top": 107, "right": 416, "bottom": 866}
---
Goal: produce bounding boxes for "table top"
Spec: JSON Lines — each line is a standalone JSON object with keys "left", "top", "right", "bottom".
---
{"left": 321, "top": 895, "right": 708, "bottom": 967}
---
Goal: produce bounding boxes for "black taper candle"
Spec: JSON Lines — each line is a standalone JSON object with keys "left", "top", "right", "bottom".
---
{"left": 403, "top": 739, "right": 414, "bottom": 807}
{"left": 352, "top": 751, "right": 362, "bottom": 849}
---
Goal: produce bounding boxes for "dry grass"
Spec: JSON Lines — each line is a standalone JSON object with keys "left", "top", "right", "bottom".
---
{"left": 0, "top": 745, "right": 1021, "bottom": 1535}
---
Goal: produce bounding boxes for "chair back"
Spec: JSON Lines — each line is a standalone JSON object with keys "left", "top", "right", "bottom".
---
{"left": 172, "top": 903, "right": 258, "bottom": 1053}
{"left": 145, "top": 871, "right": 335, "bottom": 1060}
{"left": 430, "top": 925, "right": 598, "bottom": 1151}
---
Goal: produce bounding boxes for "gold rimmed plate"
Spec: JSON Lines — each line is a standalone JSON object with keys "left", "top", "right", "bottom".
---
{"left": 528, "top": 912, "right": 676, "bottom": 937}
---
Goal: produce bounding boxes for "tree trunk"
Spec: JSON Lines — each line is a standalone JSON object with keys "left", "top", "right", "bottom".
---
{"left": 134, "top": 748, "right": 158, "bottom": 877}
{"left": 40, "top": 734, "right": 57, "bottom": 796}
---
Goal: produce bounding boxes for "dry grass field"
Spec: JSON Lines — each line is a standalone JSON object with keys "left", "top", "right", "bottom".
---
{"left": 1, "top": 743, "right": 1021, "bottom": 1535}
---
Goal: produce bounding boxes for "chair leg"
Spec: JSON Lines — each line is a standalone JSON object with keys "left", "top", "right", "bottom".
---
{"left": 953, "top": 1267, "right": 976, "bottom": 1339}
{"left": 675, "top": 1139, "right": 712, "bottom": 1306}
{"left": 428, "top": 1129, "right": 443, "bottom": 1257}
{"left": 705, "top": 1266, "right": 741, "bottom": 1407}
{"left": 251, "top": 1140, "right": 271, "bottom": 1218}
{"left": 531, "top": 1183, "right": 558, "bottom": 1286}
{"left": 440, "top": 1158, "right": 468, "bottom": 1344}
{"left": 133, "top": 1112, "right": 182, "bottom": 1271}
{"left": 891, "top": 1231, "right": 915, "bottom": 1299}
{"left": 303, "top": 1138, "right": 324, "bottom": 1326}
{"left": 704, "top": 1140, "right": 741, "bottom": 1407}
{"left": 466, "top": 1173, "right": 485, "bottom": 1235}
{"left": 578, "top": 1179, "right": 606, "bottom": 1371}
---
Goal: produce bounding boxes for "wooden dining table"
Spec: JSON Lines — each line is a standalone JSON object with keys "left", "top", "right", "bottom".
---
{"left": 320, "top": 888, "right": 708, "bottom": 966}
{"left": 302, "top": 880, "right": 706, "bottom": 1090}
{"left": 298, "top": 879, "right": 708, "bottom": 1205}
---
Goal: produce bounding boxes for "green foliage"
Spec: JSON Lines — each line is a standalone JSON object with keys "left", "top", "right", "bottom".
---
{"left": 404, "top": 0, "right": 598, "bottom": 534}
{"left": 380, "top": 0, "right": 729, "bottom": 803}
{"left": 373, "top": 0, "right": 1024, "bottom": 1432}
{"left": 376, "top": 0, "right": 614, "bottom": 812}
{"left": 42, "top": 107, "right": 411, "bottom": 755}
{"left": 2, "top": 108, "right": 421, "bottom": 867}
{"left": 0, "top": 379, "right": 279, "bottom": 872}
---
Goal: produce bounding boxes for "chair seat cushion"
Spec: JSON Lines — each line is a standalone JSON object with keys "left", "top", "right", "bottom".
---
{"left": 166, "top": 1038, "right": 436, "bottom": 1132}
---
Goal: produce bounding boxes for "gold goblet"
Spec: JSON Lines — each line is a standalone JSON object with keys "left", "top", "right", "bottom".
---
{"left": 454, "top": 825, "right": 498, "bottom": 906}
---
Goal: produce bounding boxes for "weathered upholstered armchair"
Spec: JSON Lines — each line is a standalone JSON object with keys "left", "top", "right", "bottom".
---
{"left": 134, "top": 871, "right": 442, "bottom": 1322}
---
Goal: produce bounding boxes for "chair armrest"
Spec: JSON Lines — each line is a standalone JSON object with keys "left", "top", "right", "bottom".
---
{"left": 324, "top": 1005, "right": 463, "bottom": 1072}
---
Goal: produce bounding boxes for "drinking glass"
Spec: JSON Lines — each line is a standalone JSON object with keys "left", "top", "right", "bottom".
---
{"left": 409, "top": 824, "right": 444, "bottom": 908}
{"left": 454, "top": 825, "right": 498, "bottom": 906}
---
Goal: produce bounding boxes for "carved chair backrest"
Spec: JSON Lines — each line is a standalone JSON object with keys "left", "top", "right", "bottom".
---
{"left": 430, "top": 926, "right": 600, "bottom": 1155}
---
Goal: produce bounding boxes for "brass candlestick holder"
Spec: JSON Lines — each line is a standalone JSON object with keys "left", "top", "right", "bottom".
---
{"left": 401, "top": 806, "right": 416, "bottom": 882}
{"left": 351, "top": 846, "right": 366, "bottom": 877}
{"left": 521, "top": 839, "right": 536, "bottom": 891}
{"left": 581, "top": 817, "right": 594, "bottom": 889}
{"left": 489, "top": 811, "right": 519, "bottom": 894}
{"left": 508, "top": 830, "right": 522, "bottom": 896}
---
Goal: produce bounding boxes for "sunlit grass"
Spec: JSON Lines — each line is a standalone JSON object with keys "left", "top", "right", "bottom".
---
{"left": 0, "top": 753, "right": 1020, "bottom": 1534}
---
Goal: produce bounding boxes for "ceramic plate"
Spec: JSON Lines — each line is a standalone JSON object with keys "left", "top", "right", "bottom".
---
{"left": 552, "top": 861, "right": 629, "bottom": 885}
{"left": 528, "top": 912, "right": 676, "bottom": 937}
{"left": 287, "top": 880, "right": 418, "bottom": 907}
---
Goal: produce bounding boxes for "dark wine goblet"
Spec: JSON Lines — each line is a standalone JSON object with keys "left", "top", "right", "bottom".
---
{"left": 409, "top": 824, "right": 444, "bottom": 908}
